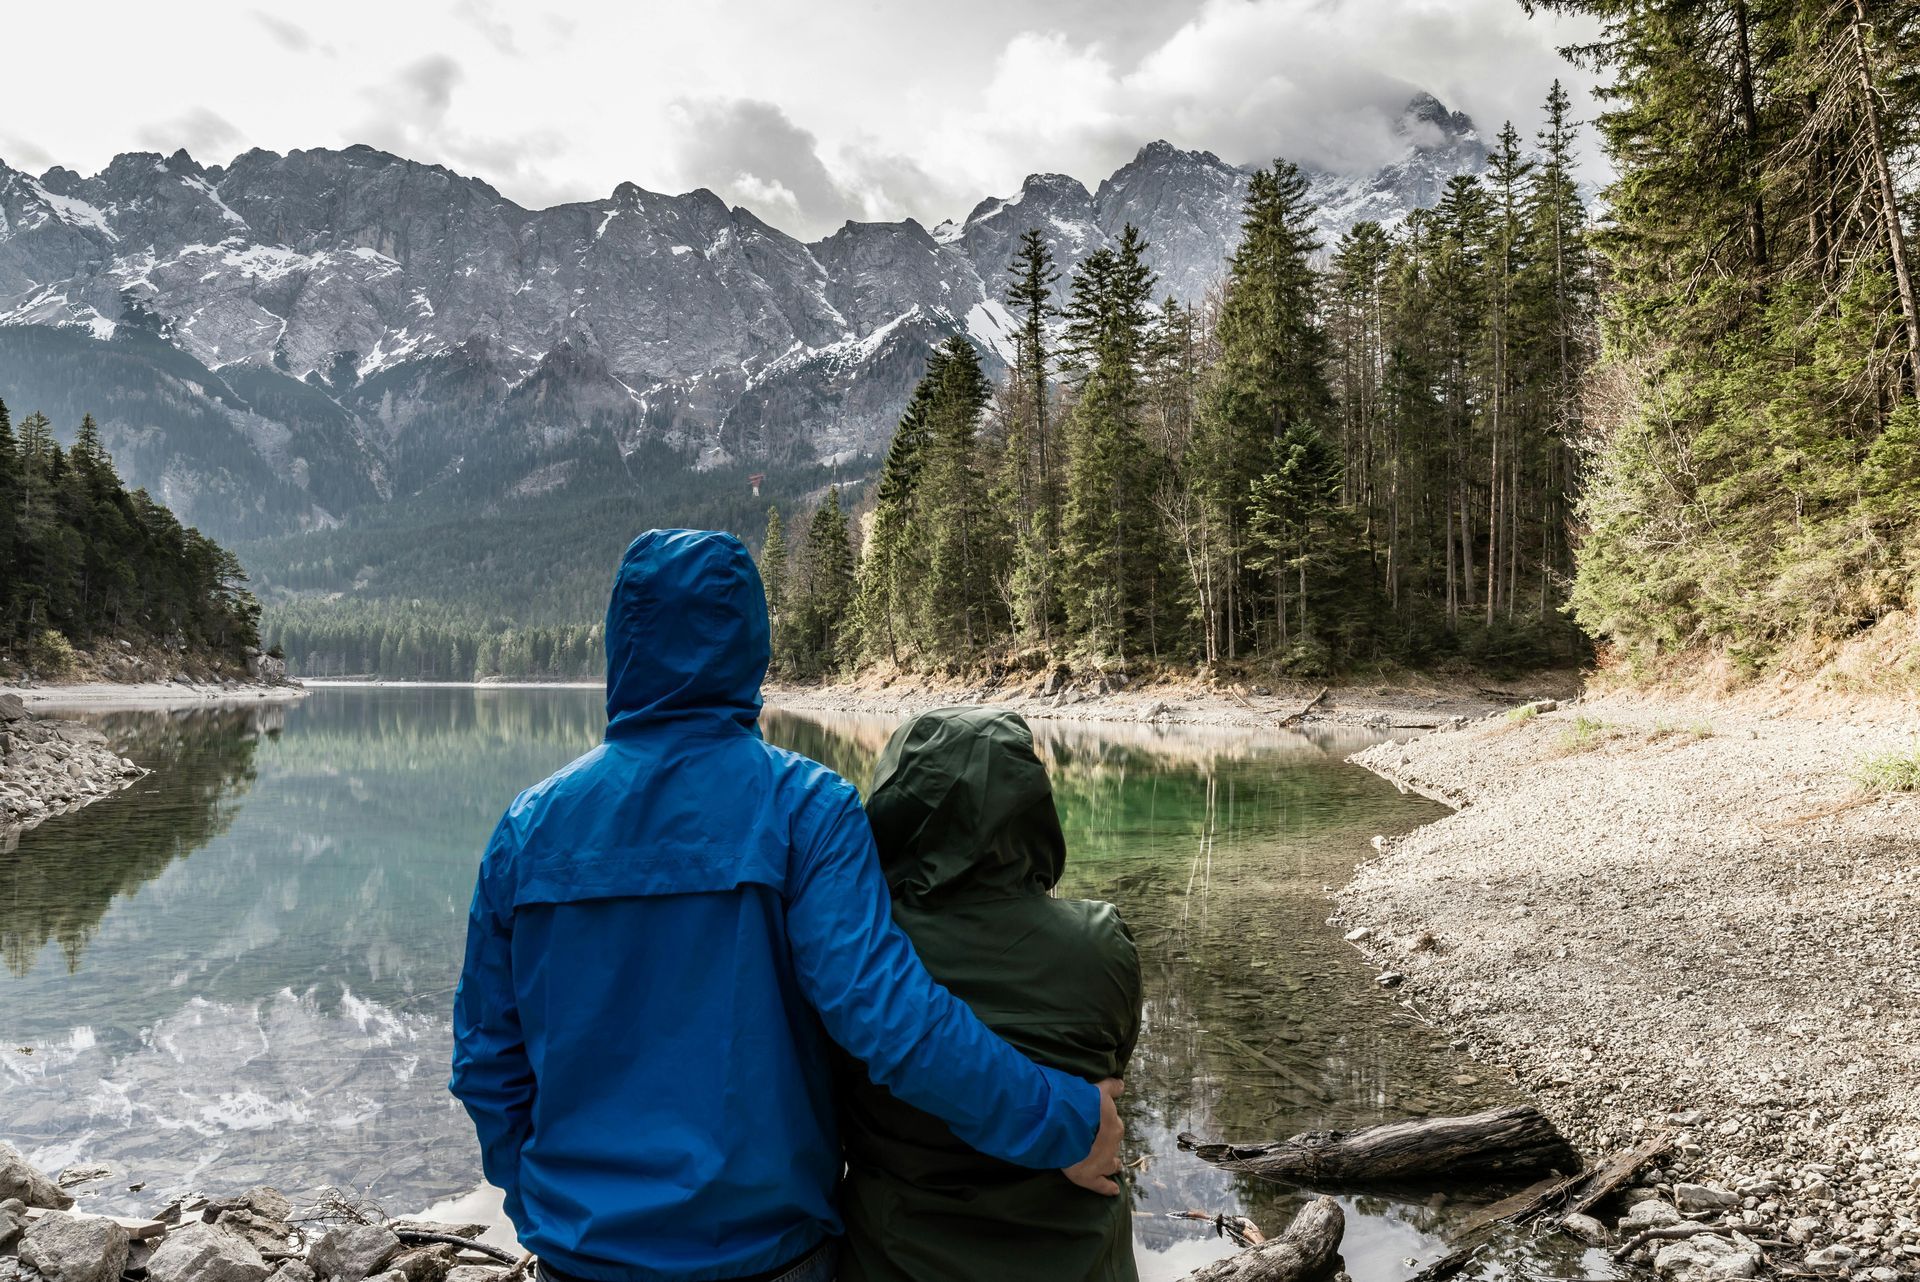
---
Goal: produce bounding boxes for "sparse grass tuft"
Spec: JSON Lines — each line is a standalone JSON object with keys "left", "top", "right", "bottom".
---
{"left": 1854, "top": 743, "right": 1920, "bottom": 794}
{"left": 1556, "top": 715, "right": 1611, "bottom": 755}
{"left": 1649, "top": 718, "right": 1715, "bottom": 743}
{"left": 1506, "top": 704, "right": 1540, "bottom": 724}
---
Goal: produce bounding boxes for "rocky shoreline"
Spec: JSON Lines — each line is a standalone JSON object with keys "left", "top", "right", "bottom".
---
{"left": 1338, "top": 694, "right": 1920, "bottom": 1281}
{"left": 2, "top": 1142, "right": 517, "bottom": 1282}
{"left": 0, "top": 695, "right": 147, "bottom": 837}
{"left": 767, "top": 666, "right": 1579, "bottom": 733}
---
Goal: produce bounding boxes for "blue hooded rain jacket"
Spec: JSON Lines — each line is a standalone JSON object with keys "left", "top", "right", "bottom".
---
{"left": 450, "top": 529, "right": 1101, "bottom": 1282}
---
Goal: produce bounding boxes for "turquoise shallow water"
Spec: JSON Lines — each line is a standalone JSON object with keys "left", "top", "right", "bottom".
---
{"left": 0, "top": 687, "right": 1609, "bottom": 1280}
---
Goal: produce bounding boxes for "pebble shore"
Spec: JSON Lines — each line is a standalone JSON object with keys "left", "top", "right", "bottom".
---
{"left": 1340, "top": 694, "right": 1920, "bottom": 1280}
{"left": 2, "top": 1142, "right": 519, "bottom": 1282}
{"left": 0, "top": 695, "right": 146, "bottom": 836}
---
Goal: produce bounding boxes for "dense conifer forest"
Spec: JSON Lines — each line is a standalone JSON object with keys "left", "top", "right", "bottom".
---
{"left": 1533, "top": 0, "right": 1920, "bottom": 672}
{"left": 766, "top": 84, "right": 1599, "bottom": 679}
{"left": 0, "top": 397, "right": 262, "bottom": 675}
{"left": 27, "top": 4, "right": 1920, "bottom": 688}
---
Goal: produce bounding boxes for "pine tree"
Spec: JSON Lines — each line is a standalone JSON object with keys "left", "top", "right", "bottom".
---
{"left": 1247, "top": 421, "right": 1344, "bottom": 657}
{"left": 1194, "top": 162, "right": 1334, "bottom": 660}
{"left": 0, "top": 399, "right": 17, "bottom": 639}
{"left": 789, "top": 487, "right": 856, "bottom": 676}
{"left": 856, "top": 361, "right": 942, "bottom": 664}
{"left": 1059, "top": 225, "right": 1174, "bottom": 663}
{"left": 759, "top": 505, "right": 789, "bottom": 671}
{"left": 1000, "top": 229, "right": 1063, "bottom": 641}
{"left": 918, "top": 336, "right": 1005, "bottom": 661}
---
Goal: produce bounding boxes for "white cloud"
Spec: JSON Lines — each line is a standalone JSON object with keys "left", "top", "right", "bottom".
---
{"left": 0, "top": 0, "right": 1602, "bottom": 238}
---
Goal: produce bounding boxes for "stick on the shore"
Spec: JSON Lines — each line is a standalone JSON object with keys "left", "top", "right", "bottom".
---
{"left": 1180, "top": 1105, "right": 1578, "bottom": 1184}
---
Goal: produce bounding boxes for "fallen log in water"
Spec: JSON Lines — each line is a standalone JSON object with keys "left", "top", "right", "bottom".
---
{"left": 1180, "top": 1105, "right": 1577, "bottom": 1184}
{"left": 1180, "top": 1196, "right": 1343, "bottom": 1282}
{"left": 1401, "top": 1129, "right": 1674, "bottom": 1282}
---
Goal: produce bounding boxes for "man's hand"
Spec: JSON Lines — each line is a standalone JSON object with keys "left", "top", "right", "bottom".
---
{"left": 1061, "top": 1078, "right": 1125, "bottom": 1196}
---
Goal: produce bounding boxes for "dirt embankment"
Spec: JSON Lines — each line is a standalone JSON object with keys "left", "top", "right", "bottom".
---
{"left": 1339, "top": 692, "right": 1920, "bottom": 1276}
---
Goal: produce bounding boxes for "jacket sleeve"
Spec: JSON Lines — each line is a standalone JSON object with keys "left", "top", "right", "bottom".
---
{"left": 449, "top": 823, "right": 535, "bottom": 1229}
{"left": 785, "top": 781, "right": 1101, "bottom": 1170}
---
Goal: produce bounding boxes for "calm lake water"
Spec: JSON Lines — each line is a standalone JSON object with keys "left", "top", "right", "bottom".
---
{"left": 0, "top": 688, "right": 1608, "bottom": 1280}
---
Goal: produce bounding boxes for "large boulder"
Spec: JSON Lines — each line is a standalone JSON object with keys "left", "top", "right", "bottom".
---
{"left": 309, "top": 1224, "right": 402, "bottom": 1281}
{"left": 18, "top": 1212, "right": 131, "bottom": 1282}
{"left": 0, "top": 695, "right": 29, "bottom": 723}
{"left": 0, "top": 1141, "right": 74, "bottom": 1209}
{"left": 146, "top": 1221, "right": 271, "bottom": 1282}
{"left": 0, "top": 1198, "right": 24, "bottom": 1249}
{"left": 267, "top": 1264, "right": 318, "bottom": 1282}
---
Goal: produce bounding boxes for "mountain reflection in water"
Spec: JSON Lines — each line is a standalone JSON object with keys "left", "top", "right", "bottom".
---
{"left": 0, "top": 689, "right": 1612, "bottom": 1281}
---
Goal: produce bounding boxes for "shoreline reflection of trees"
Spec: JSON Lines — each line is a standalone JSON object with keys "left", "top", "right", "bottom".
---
{"left": 2, "top": 705, "right": 272, "bottom": 976}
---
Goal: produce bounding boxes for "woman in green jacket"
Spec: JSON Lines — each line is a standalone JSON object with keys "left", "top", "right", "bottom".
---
{"left": 839, "top": 706, "right": 1142, "bottom": 1282}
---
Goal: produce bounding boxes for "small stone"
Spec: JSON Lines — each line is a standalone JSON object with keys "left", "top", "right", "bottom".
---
{"left": 1803, "top": 1244, "right": 1854, "bottom": 1266}
{"left": 1344, "top": 927, "right": 1373, "bottom": 942}
{"left": 0, "top": 1203, "right": 22, "bottom": 1249}
{"left": 1622, "top": 1199, "right": 1684, "bottom": 1231}
{"left": 1787, "top": 1215, "right": 1823, "bottom": 1244}
{"left": 1561, "top": 1212, "right": 1612, "bottom": 1245}
{"left": 387, "top": 1245, "right": 459, "bottom": 1282}
{"left": 1377, "top": 971, "right": 1405, "bottom": 988}
{"left": 20, "top": 1211, "right": 131, "bottom": 1282}
{"left": 146, "top": 1221, "right": 270, "bottom": 1282}
{"left": 1677, "top": 1183, "right": 1741, "bottom": 1212}
{"left": 266, "top": 1265, "right": 317, "bottom": 1282}
{"left": 309, "top": 1224, "right": 402, "bottom": 1282}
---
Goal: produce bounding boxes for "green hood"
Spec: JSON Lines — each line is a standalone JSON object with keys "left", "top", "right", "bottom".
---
{"left": 866, "top": 707, "right": 1065, "bottom": 905}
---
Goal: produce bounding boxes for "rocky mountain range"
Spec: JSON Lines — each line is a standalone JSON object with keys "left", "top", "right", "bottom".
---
{"left": 0, "top": 94, "right": 1486, "bottom": 544}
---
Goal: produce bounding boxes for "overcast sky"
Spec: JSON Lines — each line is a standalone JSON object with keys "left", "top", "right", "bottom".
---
{"left": 4, "top": 0, "right": 1603, "bottom": 240}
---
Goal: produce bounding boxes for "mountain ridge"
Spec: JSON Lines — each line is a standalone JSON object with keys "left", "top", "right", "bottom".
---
{"left": 0, "top": 95, "right": 1486, "bottom": 544}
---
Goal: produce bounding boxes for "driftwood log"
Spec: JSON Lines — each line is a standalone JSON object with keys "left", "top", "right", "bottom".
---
{"left": 1401, "top": 1129, "right": 1674, "bottom": 1282}
{"left": 1179, "top": 1196, "right": 1344, "bottom": 1282}
{"left": 1180, "top": 1105, "right": 1577, "bottom": 1185}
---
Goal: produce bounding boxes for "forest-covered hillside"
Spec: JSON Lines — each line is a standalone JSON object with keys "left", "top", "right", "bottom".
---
{"left": 0, "top": 397, "right": 262, "bottom": 678}
{"left": 1532, "top": 0, "right": 1920, "bottom": 675}
{"left": 762, "top": 85, "right": 1597, "bottom": 682}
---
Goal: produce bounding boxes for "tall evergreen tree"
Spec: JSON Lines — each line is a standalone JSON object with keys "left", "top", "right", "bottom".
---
{"left": 1194, "top": 162, "right": 1334, "bottom": 659}
{"left": 0, "top": 399, "right": 17, "bottom": 638}
{"left": 918, "top": 336, "right": 1005, "bottom": 661}
{"left": 787, "top": 488, "right": 856, "bottom": 676}
{"left": 999, "top": 230, "right": 1064, "bottom": 641}
{"left": 1059, "top": 225, "right": 1176, "bottom": 663}
{"left": 856, "top": 360, "right": 943, "bottom": 664}
{"left": 759, "top": 505, "right": 789, "bottom": 671}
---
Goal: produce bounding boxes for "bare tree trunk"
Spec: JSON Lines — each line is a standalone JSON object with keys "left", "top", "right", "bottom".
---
{"left": 1852, "top": 0, "right": 1920, "bottom": 382}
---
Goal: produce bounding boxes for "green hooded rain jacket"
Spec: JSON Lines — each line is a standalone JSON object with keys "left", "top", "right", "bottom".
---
{"left": 838, "top": 706, "right": 1143, "bottom": 1282}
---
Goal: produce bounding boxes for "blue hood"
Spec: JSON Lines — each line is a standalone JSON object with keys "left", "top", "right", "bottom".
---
{"left": 604, "top": 529, "right": 768, "bottom": 735}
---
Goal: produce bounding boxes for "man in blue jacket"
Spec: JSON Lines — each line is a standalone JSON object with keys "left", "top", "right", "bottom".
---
{"left": 451, "top": 529, "right": 1122, "bottom": 1282}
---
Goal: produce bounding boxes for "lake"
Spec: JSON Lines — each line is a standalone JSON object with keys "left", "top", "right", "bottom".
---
{"left": 0, "top": 687, "right": 1608, "bottom": 1280}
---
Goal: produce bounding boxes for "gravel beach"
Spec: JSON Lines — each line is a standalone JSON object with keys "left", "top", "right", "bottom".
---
{"left": 1341, "top": 694, "right": 1920, "bottom": 1277}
